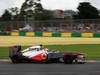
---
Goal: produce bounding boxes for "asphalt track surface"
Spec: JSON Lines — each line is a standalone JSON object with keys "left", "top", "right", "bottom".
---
{"left": 0, "top": 62, "right": 100, "bottom": 75}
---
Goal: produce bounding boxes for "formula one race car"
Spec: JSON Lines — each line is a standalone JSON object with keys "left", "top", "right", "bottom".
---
{"left": 9, "top": 45, "right": 85, "bottom": 64}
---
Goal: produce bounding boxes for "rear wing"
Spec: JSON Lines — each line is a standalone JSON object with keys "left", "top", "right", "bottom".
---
{"left": 9, "top": 45, "right": 21, "bottom": 57}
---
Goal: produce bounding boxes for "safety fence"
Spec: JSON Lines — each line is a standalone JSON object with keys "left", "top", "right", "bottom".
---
{"left": 0, "top": 19, "right": 100, "bottom": 33}
{"left": 0, "top": 32, "right": 100, "bottom": 38}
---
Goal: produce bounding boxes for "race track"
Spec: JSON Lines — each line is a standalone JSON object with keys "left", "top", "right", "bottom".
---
{"left": 0, "top": 36, "right": 100, "bottom": 46}
{"left": 0, "top": 62, "right": 100, "bottom": 75}
{"left": 0, "top": 36, "right": 100, "bottom": 75}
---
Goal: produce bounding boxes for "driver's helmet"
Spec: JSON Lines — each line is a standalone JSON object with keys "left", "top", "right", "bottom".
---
{"left": 40, "top": 44, "right": 44, "bottom": 50}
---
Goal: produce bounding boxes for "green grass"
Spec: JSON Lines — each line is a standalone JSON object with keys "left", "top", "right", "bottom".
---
{"left": 0, "top": 44, "right": 100, "bottom": 58}
{"left": 0, "top": 47, "right": 9, "bottom": 57}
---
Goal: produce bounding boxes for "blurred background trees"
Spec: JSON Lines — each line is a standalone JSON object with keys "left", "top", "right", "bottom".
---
{"left": 0, "top": 1, "right": 100, "bottom": 21}
{"left": 73, "top": 2, "right": 100, "bottom": 19}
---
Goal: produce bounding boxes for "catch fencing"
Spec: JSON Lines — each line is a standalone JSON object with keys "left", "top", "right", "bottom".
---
{"left": 0, "top": 19, "right": 100, "bottom": 32}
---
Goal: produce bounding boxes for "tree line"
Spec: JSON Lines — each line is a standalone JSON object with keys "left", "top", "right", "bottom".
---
{"left": 0, "top": 1, "right": 100, "bottom": 21}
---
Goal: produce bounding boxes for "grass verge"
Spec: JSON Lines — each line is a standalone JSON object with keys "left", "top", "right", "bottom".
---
{"left": 0, "top": 44, "right": 100, "bottom": 58}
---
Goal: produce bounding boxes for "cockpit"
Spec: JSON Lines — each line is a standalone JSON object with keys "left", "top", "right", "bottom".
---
{"left": 29, "top": 48, "right": 41, "bottom": 51}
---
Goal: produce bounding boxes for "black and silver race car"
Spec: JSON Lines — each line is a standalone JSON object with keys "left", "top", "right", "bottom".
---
{"left": 9, "top": 45, "right": 85, "bottom": 64}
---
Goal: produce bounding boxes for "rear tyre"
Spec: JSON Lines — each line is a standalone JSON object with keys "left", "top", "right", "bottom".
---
{"left": 11, "top": 60, "right": 17, "bottom": 63}
{"left": 11, "top": 58, "right": 19, "bottom": 63}
{"left": 63, "top": 55, "right": 73, "bottom": 64}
